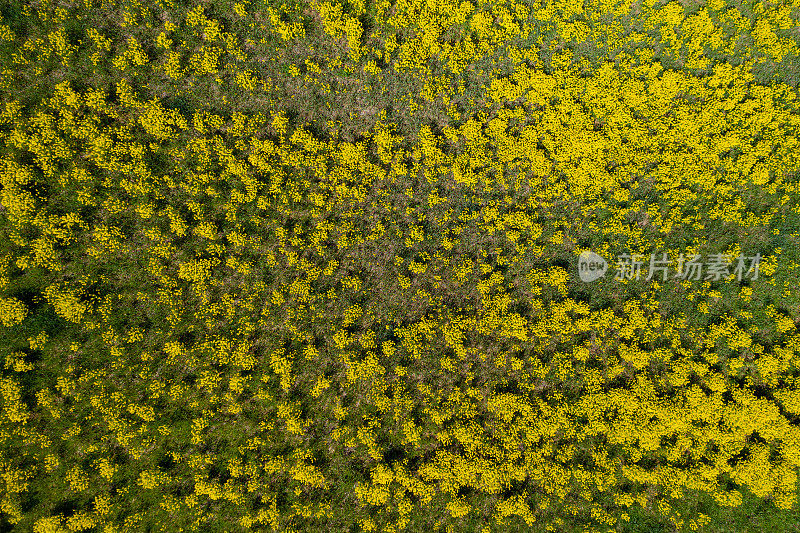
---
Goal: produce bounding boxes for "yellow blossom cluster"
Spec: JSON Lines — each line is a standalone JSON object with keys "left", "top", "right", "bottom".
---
{"left": 0, "top": 0, "right": 799, "bottom": 531}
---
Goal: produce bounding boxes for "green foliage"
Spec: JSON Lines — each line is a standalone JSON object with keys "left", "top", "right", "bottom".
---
{"left": 0, "top": 0, "right": 799, "bottom": 531}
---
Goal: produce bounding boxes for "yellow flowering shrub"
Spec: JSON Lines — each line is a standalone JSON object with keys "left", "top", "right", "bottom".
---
{"left": 0, "top": 297, "right": 27, "bottom": 327}
{"left": 0, "top": 0, "right": 798, "bottom": 531}
{"left": 41, "top": 286, "right": 88, "bottom": 324}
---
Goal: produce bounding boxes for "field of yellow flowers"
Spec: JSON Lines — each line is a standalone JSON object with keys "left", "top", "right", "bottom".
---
{"left": 1, "top": 0, "right": 800, "bottom": 531}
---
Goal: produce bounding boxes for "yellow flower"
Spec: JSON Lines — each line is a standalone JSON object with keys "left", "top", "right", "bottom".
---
{"left": 0, "top": 297, "right": 27, "bottom": 327}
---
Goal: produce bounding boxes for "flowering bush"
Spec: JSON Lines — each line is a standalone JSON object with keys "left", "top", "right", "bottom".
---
{"left": 0, "top": 0, "right": 799, "bottom": 531}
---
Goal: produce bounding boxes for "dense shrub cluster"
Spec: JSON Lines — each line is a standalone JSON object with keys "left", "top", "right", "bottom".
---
{"left": 1, "top": 0, "right": 800, "bottom": 531}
